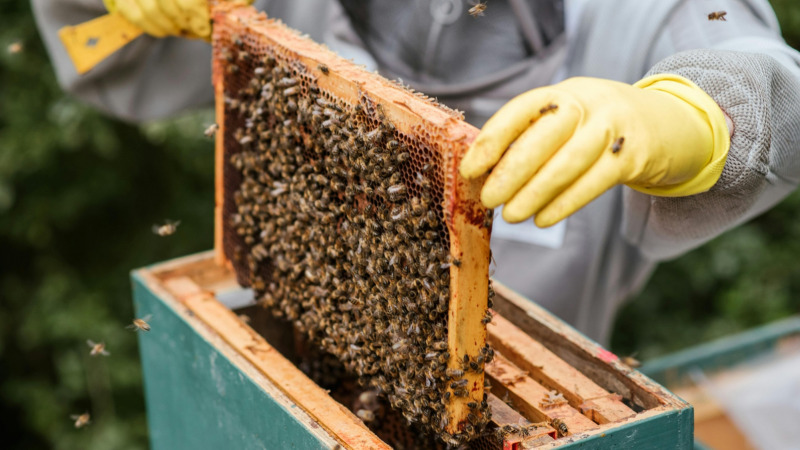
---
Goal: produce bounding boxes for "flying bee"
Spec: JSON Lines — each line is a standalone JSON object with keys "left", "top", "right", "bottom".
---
{"left": 539, "top": 103, "right": 558, "bottom": 115}
{"left": 468, "top": 1, "right": 487, "bottom": 17}
{"left": 708, "top": 11, "right": 727, "bottom": 21}
{"left": 356, "top": 409, "right": 375, "bottom": 422}
{"left": 552, "top": 418, "right": 569, "bottom": 437}
{"left": 126, "top": 314, "right": 152, "bottom": 332}
{"left": 621, "top": 353, "right": 641, "bottom": 368}
{"left": 87, "top": 340, "right": 110, "bottom": 357}
{"left": 7, "top": 41, "right": 23, "bottom": 54}
{"left": 611, "top": 137, "right": 624, "bottom": 153}
{"left": 203, "top": 123, "right": 219, "bottom": 137}
{"left": 70, "top": 412, "right": 91, "bottom": 428}
{"left": 152, "top": 220, "right": 180, "bottom": 237}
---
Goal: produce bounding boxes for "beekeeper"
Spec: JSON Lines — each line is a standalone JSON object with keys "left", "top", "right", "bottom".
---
{"left": 33, "top": 0, "right": 800, "bottom": 344}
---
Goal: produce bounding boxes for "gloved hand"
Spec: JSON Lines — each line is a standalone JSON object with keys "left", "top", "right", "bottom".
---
{"left": 103, "top": 0, "right": 251, "bottom": 40}
{"left": 459, "top": 75, "right": 730, "bottom": 228}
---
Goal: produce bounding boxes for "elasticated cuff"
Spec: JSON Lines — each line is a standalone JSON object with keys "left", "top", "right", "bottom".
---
{"left": 629, "top": 74, "right": 731, "bottom": 197}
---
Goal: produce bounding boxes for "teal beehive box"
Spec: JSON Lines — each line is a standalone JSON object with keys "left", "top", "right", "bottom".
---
{"left": 131, "top": 252, "right": 693, "bottom": 449}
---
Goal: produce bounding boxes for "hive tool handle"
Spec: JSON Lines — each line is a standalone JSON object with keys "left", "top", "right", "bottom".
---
{"left": 58, "top": 13, "right": 144, "bottom": 75}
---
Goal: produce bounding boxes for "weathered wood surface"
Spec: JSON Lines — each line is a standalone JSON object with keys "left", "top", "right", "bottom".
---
{"left": 489, "top": 280, "right": 686, "bottom": 412}
{"left": 488, "top": 314, "right": 635, "bottom": 424}
{"left": 486, "top": 355, "right": 597, "bottom": 436}
{"left": 487, "top": 394, "right": 557, "bottom": 445}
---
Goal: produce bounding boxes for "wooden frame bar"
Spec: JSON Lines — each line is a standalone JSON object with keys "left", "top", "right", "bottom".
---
{"left": 486, "top": 354, "right": 598, "bottom": 435}
{"left": 488, "top": 314, "right": 635, "bottom": 424}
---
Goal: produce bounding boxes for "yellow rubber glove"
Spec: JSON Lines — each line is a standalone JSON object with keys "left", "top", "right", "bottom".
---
{"left": 459, "top": 75, "right": 730, "bottom": 227}
{"left": 103, "top": 0, "right": 251, "bottom": 40}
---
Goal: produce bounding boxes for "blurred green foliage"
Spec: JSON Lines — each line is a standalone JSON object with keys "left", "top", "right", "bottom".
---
{"left": 1, "top": 2, "right": 215, "bottom": 448}
{"left": 1, "top": 1, "right": 799, "bottom": 448}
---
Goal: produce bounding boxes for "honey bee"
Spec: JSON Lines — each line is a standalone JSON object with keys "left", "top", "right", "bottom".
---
{"left": 8, "top": 41, "right": 23, "bottom": 54}
{"left": 70, "top": 412, "right": 91, "bottom": 428}
{"left": 126, "top": 314, "right": 152, "bottom": 332}
{"left": 611, "top": 137, "right": 624, "bottom": 153}
{"left": 317, "top": 64, "right": 329, "bottom": 75}
{"left": 87, "top": 340, "right": 110, "bottom": 357}
{"left": 450, "top": 379, "right": 468, "bottom": 389}
{"left": 708, "top": 11, "right": 727, "bottom": 21}
{"left": 238, "top": 314, "right": 251, "bottom": 324}
{"left": 539, "top": 103, "right": 558, "bottom": 115}
{"left": 621, "top": 354, "right": 641, "bottom": 368}
{"left": 552, "top": 418, "right": 569, "bottom": 437}
{"left": 468, "top": 1, "right": 487, "bottom": 17}
{"left": 356, "top": 409, "right": 375, "bottom": 422}
{"left": 152, "top": 220, "right": 180, "bottom": 236}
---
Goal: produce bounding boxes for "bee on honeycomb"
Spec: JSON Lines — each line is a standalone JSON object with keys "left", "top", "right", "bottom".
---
{"left": 221, "top": 42, "right": 493, "bottom": 445}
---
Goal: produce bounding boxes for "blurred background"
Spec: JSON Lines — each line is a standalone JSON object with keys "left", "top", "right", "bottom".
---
{"left": 1, "top": 1, "right": 799, "bottom": 448}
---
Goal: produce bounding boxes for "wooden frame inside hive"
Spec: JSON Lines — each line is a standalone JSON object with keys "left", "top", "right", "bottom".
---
{"left": 210, "top": 5, "right": 491, "bottom": 440}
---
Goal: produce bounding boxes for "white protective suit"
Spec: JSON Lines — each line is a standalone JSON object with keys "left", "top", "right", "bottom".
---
{"left": 32, "top": 0, "right": 800, "bottom": 344}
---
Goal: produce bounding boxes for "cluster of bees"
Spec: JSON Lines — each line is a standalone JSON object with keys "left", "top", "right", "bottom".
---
{"left": 222, "top": 38, "right": 493, "bottom": 445}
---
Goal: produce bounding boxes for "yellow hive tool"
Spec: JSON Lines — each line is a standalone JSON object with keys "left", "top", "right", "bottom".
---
{"left": 58, "top": 13, "right": 143, "bottom": 75}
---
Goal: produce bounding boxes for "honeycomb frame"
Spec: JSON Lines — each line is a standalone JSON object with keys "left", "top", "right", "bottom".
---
{"left": 210, "top": 5, "right": 491, "bottom": 441}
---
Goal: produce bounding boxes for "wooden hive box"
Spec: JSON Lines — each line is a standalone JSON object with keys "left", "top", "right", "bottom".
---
{"left": 132, "top": 252, "right": 693, "bottom": 449}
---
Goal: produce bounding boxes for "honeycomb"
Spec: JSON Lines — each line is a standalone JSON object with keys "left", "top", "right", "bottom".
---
{"left": 212, "top": 6, "right": 492, "bottom": 445}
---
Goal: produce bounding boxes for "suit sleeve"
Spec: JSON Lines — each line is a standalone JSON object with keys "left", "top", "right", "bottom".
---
{"left": 31, "top": 0, "right": 215, "bottom": 122}
{"left": 622, "top": 0, "right": 800, "bottom": 260}
{"left": 30, "top": 0, "right": 331, "bottom": 122}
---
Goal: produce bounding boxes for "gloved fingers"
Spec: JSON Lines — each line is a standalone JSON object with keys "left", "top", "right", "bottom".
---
{"left": 480, "top": 104, "right": 580, "bottom": 208}
{"left": 156, "top": 0, "right": 193, "bottom": 34}
{"left": 501, "top": 123, "right": 608, "bottom": 223}
{"left": 534, "top": 156, "right": 620, "bottom": 228}
{"left": 135, "top": 0, "right": 182, "bottom": 36}
{"left": 176, "top": 0, "right": 211, "bottom": 38}
{"left": 114, "top": 0, "right": 169, "bottom": 37}
{"left": 103, "top": 0, "right": 119, "bottom": 13}
{"left": 460, "top": 87, "right": 560, "bottom": 179}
